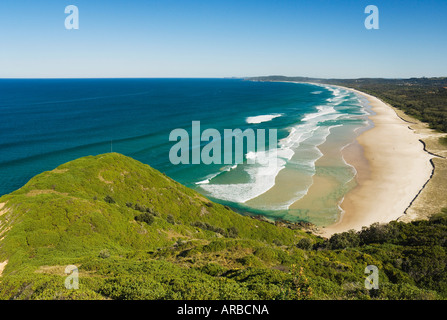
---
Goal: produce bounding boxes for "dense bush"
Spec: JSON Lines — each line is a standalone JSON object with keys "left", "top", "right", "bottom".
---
{"left": 99, "top": 249, "right": 111, "bottom": 259}
{"left": 328, "top": 230, "right": 360, "bottom": 249}
{"left": 191, "top": 221, "right": 226, "bottom": 236}
{"left": 127, "top": 202, "right": 159, "bottom": 216}
{"left": 166, "top": 214, "right": 176, "bottom": 225}
{"left": 104, "top": 195, "right": 115, "bottom": 204}
{"left": 237, "top": 255, "right": 263, "bottom": 267}
{"left": 135, "top": 213, "right": 155, "bottom": 225}
{"left": 226, "top": 226, "right": 239, "bottom": 238}
{"left": 296, "top": 237, "right": 313, "bottom": 250}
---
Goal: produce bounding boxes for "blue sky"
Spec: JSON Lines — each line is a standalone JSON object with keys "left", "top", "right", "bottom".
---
{"left": 0, "top": 0, "right": 446, "bottom": 78}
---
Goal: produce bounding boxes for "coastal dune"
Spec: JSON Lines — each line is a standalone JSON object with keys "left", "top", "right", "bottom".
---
{"left": 320, "top": 89, "right": 433, "bottom": 237}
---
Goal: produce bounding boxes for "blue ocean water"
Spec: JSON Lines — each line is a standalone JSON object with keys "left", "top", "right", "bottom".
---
{"left": 0, "top": 78, "right": 368, "bottom": 225}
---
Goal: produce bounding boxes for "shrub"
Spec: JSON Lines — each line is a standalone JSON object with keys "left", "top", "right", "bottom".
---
{"left": 199, "top": 263, "right": 227, "bottom": 276}
{"left": 237, "top": 255, "right": 263, "bottom": 267}
{"left": 135, "top": 213, "right": 155, "bottom": 225}
{"left": 226, "top": 226, "right": 239, "bottom": 238}
{"left": 429, "top": 211, "right": 447, "bottom": 225}
{"left": 174, "top": 239, "right": 187, "bottom": 248}
{"left": 329, "top": 230, "right": 360, "bottom": 249}
{"left": 254, "top": 247, "right": 278, "bottom": 263}
{"left": 202, "top": 240, "right": 228, "bottom": 252}
{"left": 166, "top": 214, "right": 176, "bottom": 225}
{"left": 191, "top": 221, "right": 206, "bottom": 229}
{"left": 191, "top": 221, "right": 225, "bottom": 235}
{"left": 359, "top": 223, "right": 399, "bottom": 245}
{"left": 104, "top": 195, "right": 116, "bottom": 204}
{"left": 99, "top": 249, "right": 111, "bottom": 259}
{"left": 131, "top": 203, "right": 159, "bottom": 216}
{"left": 272, "top": 239, "right": 283, "bottom": 246}
{"left": 296, "top": 238, "right": 313, "bottom": 250}
{"left": 134, "top": 203, "right": 145, "bottom": 212}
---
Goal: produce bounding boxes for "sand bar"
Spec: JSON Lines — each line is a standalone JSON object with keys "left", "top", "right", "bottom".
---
{"left": 320, "top": 87, "right": 433, "bottom": 237}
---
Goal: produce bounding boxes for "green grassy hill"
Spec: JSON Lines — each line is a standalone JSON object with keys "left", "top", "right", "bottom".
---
{"left": 0, "top": 153, "right": 446, "bottom": 300}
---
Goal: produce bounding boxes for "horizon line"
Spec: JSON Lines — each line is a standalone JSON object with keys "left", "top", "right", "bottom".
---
{"left": 1, "top": 76, "right": 447, "bottom": 80}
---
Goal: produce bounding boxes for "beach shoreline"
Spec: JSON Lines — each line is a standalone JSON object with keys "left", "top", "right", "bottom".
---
{"left": 318, "top": 86, "right": 434, "bottom": 237}
{"left": 249, "top": 80, "right": 441, "bottom": 236}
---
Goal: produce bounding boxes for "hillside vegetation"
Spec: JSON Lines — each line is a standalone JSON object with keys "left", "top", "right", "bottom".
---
{"left": 0, "top": 153, "right": 446, "bottom": 300}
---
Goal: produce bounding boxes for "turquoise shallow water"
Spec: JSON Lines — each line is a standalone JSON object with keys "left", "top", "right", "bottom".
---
{"left": 0, "top": 79, "right": 369, "bottom": 225}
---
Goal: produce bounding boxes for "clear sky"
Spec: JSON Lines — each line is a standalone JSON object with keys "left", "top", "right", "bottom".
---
{"left": 0, "top": 0, "right": 446, "bottom": 78}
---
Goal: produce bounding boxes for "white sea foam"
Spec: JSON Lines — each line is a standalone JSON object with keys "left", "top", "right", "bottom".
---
{"left": 199, "top": 151, "right": 286, "bottom": 203}
{"left": 195, "top": 164, "right": 238, "bottom": 185}
{"left": 301, "top": 106, "right": 337, "bottom": 122}
{"left": 198, "top": 85, "right": 362, "bottom": 207}
{"left": 246, "top": 114, "right": 282, "bottom": 124}
{"left": 195, "top": 179, "right": 211, "bottom": 185}
{"left": 340, "top": 143, "right": 358, "bottom": 184}
{"left": 195, "top": 171, "right": 222, "bottom": 185}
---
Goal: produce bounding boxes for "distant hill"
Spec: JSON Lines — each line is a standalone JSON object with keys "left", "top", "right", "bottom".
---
{"left": 248, "top": 75, "right": 321, "bottom": 82}
{"left": 0, "top": 153, "right": 446, "bottom": 299}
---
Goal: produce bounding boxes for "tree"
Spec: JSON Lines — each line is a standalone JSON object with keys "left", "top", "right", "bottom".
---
{"left": 135, "top": 213, "right": 155, "bottom": 225}
{"left": 104, "top": 195, "right": 116, "bottom": 204}
{"left": 296, "top": 238, "right": 313, "bottom": 250}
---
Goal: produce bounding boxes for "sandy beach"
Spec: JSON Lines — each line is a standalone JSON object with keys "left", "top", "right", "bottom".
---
{"left": 319, "top": 87, "right": 434, "bottom": 237}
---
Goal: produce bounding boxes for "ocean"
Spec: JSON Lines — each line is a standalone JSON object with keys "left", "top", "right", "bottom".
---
{"left": 0, "top": 78, "right": 370, "bottom": 226}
